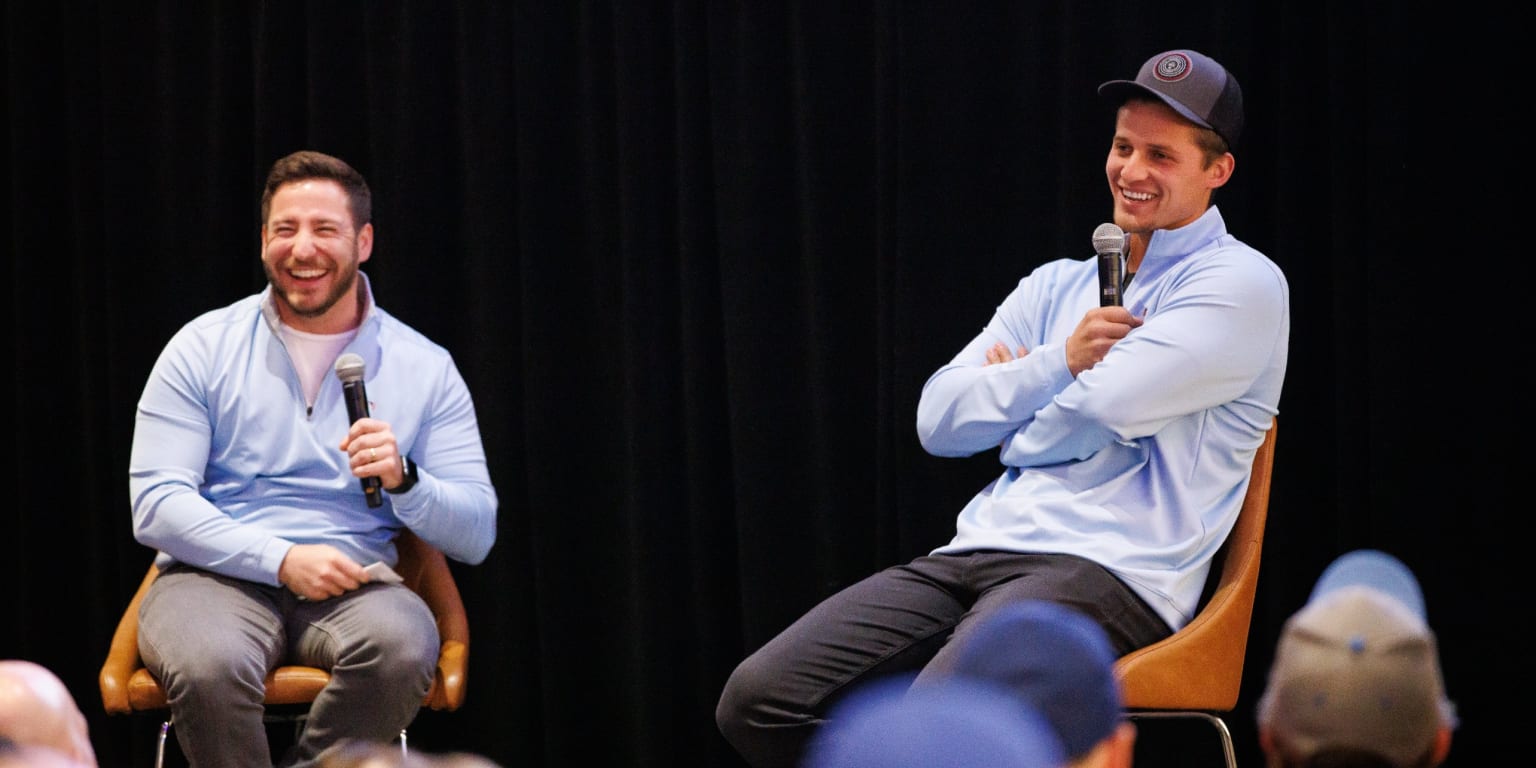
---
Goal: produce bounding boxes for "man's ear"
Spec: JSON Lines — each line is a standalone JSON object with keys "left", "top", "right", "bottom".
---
{"left": 1257, "top": 725, "right": 1296, "bottom": 768}
{"left": 1108, "top": 720, "right": 1137, "bottom": 768}
{"left": 357, "top": 222, "right": 374, "bottom": 263}
{"left": 1429, "top": 724, "right": 1453, "bottom": 765}
{"left": 1208, "top": 152, "right": 1235, "bottom": 190}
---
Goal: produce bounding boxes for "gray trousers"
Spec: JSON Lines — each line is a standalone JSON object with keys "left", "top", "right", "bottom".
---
{"left": 138, "top": 565, "right": 439, "bottom": 768}
{"left": 715, "top": 551, "right": 1174, "bottom": 768}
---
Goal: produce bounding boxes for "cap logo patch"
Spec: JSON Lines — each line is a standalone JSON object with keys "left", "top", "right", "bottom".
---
{"left": 1152, "top": 53, "right": 1192, "bottom": 82}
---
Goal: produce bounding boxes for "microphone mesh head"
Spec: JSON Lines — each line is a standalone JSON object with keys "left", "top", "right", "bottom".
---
{"left": 334, "top": 353, "right": 366, "bottom": 383}
{"left": 1092, "top": 222, "right": 1126, "bottom": 254}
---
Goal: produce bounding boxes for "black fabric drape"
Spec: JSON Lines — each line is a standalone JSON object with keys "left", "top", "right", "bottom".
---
{"left": 2, "top": 2, "right": 1505, "bottom": 766}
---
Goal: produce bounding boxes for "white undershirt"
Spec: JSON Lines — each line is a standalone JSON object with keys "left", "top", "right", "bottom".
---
{"left": 279, "top": 323, "right": 358, "bottom": 410}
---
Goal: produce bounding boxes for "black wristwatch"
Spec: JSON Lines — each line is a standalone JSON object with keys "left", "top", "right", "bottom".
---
{"left": 387, "top": 455, "right": 419, "bottom": 494}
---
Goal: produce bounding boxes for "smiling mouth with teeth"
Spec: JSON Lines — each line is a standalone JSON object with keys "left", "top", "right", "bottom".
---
{"left": 1121, "top": 189, "right": 1154, "bottom": 202}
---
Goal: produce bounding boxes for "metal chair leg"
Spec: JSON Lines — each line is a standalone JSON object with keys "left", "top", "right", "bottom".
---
{"left": 1127, "top": 711, "right": 1238, "bottom": 768}
{"left": 155, "top": 717, "right": 172, "bottom": 768}
{"left": 289, "top": 711, "right": 309, "bottom": 743}
{"left": 151, "top": 712, "right": 415, "bottom": 766}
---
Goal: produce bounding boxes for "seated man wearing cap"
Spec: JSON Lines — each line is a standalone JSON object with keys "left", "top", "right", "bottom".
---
{"left": 947, "top": 600, "right": 1135, "bottom": 768}
{"left": 1256, "top": 550, "right": 1457, "bottom": 768}
{"left": 718, "top": 45, "right": 1287, "bottom": 768}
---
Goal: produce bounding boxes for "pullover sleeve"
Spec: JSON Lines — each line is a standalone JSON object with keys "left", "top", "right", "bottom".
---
{"left": 129, "top": 328, "right": 294, "bottom": 583}
{"left": 387, "top": 359, "right": 498, "bottom": 565}
{"left": 916, "top": 268, "right": 1077, "bottom": 457}
{"left": 999, "top": 246, "right": 1287, "bottom": 468}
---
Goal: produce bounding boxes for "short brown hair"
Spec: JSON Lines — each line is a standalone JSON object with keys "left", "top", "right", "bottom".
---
{"left": 260, "top": 150, "right": 372, "bottom": 229}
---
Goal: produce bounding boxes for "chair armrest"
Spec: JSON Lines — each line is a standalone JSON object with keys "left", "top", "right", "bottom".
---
{"left": 428, "top": 639, "right": 469, "bottom": 711}
{"left": 100, "top": 565, "right": 159, "bottom": 715}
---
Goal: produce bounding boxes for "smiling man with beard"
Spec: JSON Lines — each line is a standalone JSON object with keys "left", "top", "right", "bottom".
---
{"left": 128, "top": 150, "right": 498, "bottom": 768}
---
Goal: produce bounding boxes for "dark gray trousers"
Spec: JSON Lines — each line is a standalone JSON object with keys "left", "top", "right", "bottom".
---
{"left": 715, "top": 550, "right": 1174, "bottom": 768}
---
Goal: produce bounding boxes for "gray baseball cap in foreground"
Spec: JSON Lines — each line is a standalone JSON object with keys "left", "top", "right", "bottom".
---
{"left": 1257, "top": 549, "right": 1458, "bottom": 766}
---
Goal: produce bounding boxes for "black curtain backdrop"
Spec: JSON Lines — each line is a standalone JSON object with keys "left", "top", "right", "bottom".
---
{"left": 2, "top": 2, "right": 1508, "bottom": 767}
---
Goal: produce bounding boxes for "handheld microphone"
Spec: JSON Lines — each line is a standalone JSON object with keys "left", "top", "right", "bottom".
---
{"left": 1092, "top": 222, "right": 1127, "bottom": 307}
{"left": 334, "top": 353, "right": 383, "bottom": 508}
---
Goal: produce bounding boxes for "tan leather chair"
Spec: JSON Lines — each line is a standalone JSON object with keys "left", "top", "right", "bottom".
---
{"left": 100, "top": 529, "right": 469, "bottom": 767}
{"left": 1114, "top": 418, "right": 1277, "bottom": 768}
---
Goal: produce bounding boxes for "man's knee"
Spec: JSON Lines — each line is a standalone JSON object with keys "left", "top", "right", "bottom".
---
{"left": 716, "top": 656, "right": 761, "bottom": 743}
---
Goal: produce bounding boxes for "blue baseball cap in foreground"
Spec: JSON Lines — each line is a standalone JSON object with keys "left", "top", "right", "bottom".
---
{"left": 951, "top": 600, "right": 1121, "bottom": 760}
{"left": 1098, "top": 49, "right": 1244, "bottom": 149}
{"left": 803, "top": 676, "right": 1065, "bottom": 768}
{"left": 1256, "top": 550, "right": 1458, "bottom": 766}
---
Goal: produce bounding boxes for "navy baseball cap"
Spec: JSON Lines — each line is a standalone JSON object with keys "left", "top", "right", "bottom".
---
{"left": 1098, "top": 49, "right": 1244, "bottom": 149}
{"left": 804, "top": 675, "right": 1066, "bottom": 768}
{"left": 951, "top": 601, "right": 1122, "bottom": 760}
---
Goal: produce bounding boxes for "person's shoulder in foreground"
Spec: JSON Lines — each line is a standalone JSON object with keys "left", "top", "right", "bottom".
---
{"left": 1256, "top": 549, "right": 1457, "bottom": 768}
{"left": 801, "top": 675, "right": 1066, "bottom": 768}
{"left": 0, "top": 660, "right": 97, "bottom": 766}
{"left": 950, "top": 600, "right": 1134, "bottom": 767}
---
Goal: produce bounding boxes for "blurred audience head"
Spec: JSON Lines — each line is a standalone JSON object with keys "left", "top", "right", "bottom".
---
{"left": 0, "top": 660, "right": 97, "bottom": 766}
{"left": 0, "top": 738, "right": 94, "bottom": 768}
{"left": 316, "top": 739, "right": 504, "bottom": 768}
{"left": 1256, "top": 550, "right": 1456, "bottom": 768}
{"left": 951, "top": 600, "right": 1134, "bottom": 767}
{"left": 802, "top": 675, "right": 1065, "bottom": 768}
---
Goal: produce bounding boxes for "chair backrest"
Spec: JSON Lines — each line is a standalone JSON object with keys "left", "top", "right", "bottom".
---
{"left": 1113, "top": 417, "right": 1277, "bottom": 711}
{"left": 99, "top": 528, "right": 470, "bottom": 715}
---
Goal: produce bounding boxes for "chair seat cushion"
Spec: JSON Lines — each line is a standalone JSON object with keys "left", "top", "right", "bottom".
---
{"left": 125, "top": 666, "right": 332, "bottom": 711}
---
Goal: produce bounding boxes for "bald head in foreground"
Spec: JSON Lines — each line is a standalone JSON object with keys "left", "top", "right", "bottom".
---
{"left": 0, "top": 660, "right": 97, "bottom": 766}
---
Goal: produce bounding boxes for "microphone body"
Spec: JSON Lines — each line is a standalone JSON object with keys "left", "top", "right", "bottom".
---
{"left": 334, "top": 353, "right": 383, "bottom": 508}
{"left": 1092, "top": 222, "right": 1127, "bottom": 307}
